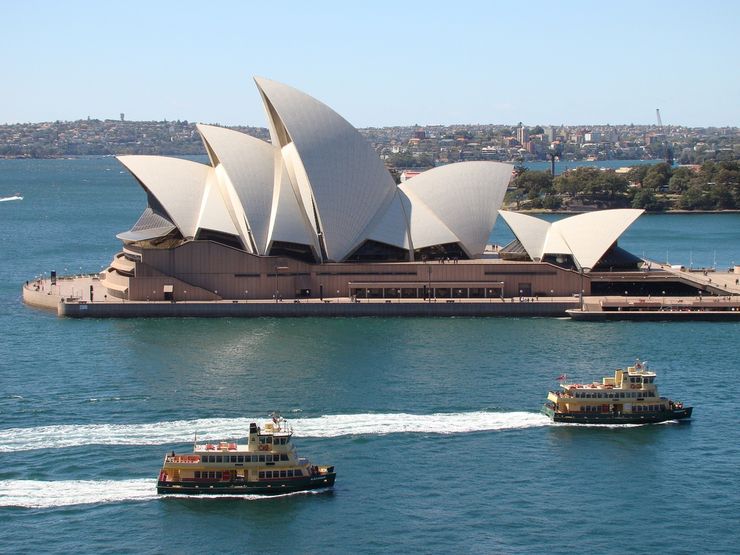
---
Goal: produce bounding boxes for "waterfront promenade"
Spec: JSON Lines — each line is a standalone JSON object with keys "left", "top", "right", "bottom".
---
{"left": 23, "top": 275, "right": 578, "bottom": 318}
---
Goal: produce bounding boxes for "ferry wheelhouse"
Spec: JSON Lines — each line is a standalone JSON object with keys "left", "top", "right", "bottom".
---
{"left": 543, "top": 361, "right": 692, "bottom": 424}
{"left": 157, "top": 416, "right": 336, "bottom": 495}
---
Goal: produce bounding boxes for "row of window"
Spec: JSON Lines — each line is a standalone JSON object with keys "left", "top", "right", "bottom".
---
{"left": 579, "top": 404, "right": 665, "bottom": 413}
{"left": 195, "top": 471, "right": 226, "bottom": 480}
{"left": 258, "top": 436, "right": 290, "bottom": 445}
{"left": 634, "top": 405, "right": 664, "bottom": 412}
{"left": 258, "top": 469, "right": 302, "bottom": 479}
{"left": 201, "top": 453, "right": 290, "bottom": 463}
{"left": 193, "top": 468, "right": 305, "bottom": 480}
{"left": 629, "top": 376, "right": 655, "bottom": 384}
{"left": 574, "top": 391, "right": 654, "bottom": 399}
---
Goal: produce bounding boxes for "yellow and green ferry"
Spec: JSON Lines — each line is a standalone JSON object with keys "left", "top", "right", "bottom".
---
{"left": 157, "top": 415, "right": 336, "bottom": 495}
{"left": 543, "top": 360, "right": 692, "bottom": 424}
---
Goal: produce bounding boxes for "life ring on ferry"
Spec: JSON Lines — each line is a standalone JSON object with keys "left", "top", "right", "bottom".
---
{"left": 635, "top": 362, "right": 642, "bottom": 369}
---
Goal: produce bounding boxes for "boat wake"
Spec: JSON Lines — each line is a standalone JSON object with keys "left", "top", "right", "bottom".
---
{"left": 0, "top": 411, "right": 550, "bottom": 452}
{"left": 0, "top": 195, "right": 23, "bottom": 202}
{"left": 0, "top": 479, "right": 327, "bottom": 509}
{"left": 0, "top": 479, "right": 157, "bottom": 509}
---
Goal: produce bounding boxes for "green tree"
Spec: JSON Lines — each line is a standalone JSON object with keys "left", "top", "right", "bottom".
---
{"left": 598, "top": 172, "right": 629, "bottom": 198}
{"left": 678, "top": 186, "right": 713, "bottom": 210}
{"left": 625, "top": 165, "right": 650, "bottom": 187}
{"left": 710, "top": 183, "right": 736, "bottom": 209}
{"left": 642, "top": 162, "right": 672, "bottom": 190}
{"left": 554, "top": 167, "right": 603, "bottom": 198}
{"left": 668, "top": 167, "right": 694, "bottom": 193}
{"left": 512, "top": 170, "right": 554, "bottom": 199}
{"left": 631, "top": 189, "right": 664, "bottom": 211}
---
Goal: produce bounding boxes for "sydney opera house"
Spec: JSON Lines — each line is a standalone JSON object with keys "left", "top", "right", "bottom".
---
{"left": 99, "top": 77, "right": 654, "bottom": 303}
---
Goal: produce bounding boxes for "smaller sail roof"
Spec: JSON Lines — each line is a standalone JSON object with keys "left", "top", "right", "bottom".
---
{"left": 117, "top": 156, "right": 212, "bottom": 240}
{"left": 498, "top": 208, "right": 643, "bottom": 269}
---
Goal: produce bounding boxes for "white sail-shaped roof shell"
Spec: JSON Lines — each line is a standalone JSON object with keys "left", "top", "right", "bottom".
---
{"left": 267, "top": 153, "right": 322, "bottom": 256}
{"left": 196, "top": 169, "right": 239, "bottom": 237}
{"left": 254, "top": 77, "right": 397, "bottom": 261}
{"left": 117, "top": 78, "right": 516, "bottom": 263}
{"left": 400, "top": 162, "right": 512, "bottom": 257}
{"left": 499, "top": 209, "right": 643, "bottom": 270}
{"left": 553, "top": 209, "right": 643, "bottom": 270}
{"left": 197, "top": 124, "right": 277, "bottom": 253}
{"left": 117, "top": 156, "right": 212, "bottom": 240}
{"left": 399, "top": 187, "right": 459, "bottom": 251}
{"left": 497, "top": 211, "right": 550, "bottom": 261}
{"left": 365, "top": 191, "right": 412, "bottom": 250}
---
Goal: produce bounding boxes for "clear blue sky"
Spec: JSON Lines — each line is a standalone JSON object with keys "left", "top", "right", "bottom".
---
{"left": 2, "top": 0, "right": 738, "bottom": 127}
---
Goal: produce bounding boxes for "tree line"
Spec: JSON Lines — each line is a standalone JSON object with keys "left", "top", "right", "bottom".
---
{"left": 507, "top": 160, "right": 739, "bottom": 211}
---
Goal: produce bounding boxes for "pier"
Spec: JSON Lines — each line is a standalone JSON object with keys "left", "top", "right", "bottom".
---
{"left": 23, "top": 260, "right": 740, "bottom": 320}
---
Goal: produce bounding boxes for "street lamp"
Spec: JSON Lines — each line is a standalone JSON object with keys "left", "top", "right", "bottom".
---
{"left": 579, "top": 267, "right": 591, "bottom": 310}
{"left": 427, "top": 266, "right": 432, "bottom": 303}
{"left": 274, "top": 265, "right": 288, "bottom": 303}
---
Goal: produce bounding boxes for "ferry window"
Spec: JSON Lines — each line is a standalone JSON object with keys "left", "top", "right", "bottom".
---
{"left": 287, "top": 470, "right": 293, "bottom": 477}
{"left": 209, "top": 471, "right": 216, "bottom": 479}
{"left": 266, "top": 471, "right": 273, "bottom": 478}
{"left": 194, "top": 471, "right": 201, "bottom": 479}
{"left": 280, "top": 470, "right": 287, "bottom": 478}
{"left": 216, "top": 472, "right": 222, "bottom": 479}
{"left": 259, "top": 455, "right": 265, "bottom": 462}
{"left": 209, "top": 455, "right": 215, "bottom": 463}
{"left": 215, "top": 456, "right": 222, "bottom": 463}
{"left": 237, "top": 456, "right": 244, "bottom": 463}
{"left": 266, "top": 455, "right": 272, "bottom": 462}
{"left": 259, "top": 472, "right": 265, "bottom": 479}
{"left": 280, "top": 454, "right": 288, "bottom": 461}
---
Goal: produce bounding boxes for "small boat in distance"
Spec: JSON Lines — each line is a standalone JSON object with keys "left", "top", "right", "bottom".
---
{"left": 157, "top": 414, "right": 336, "bottom": 495}
{"left": 543, "top": 360, "right": 692, "bottom": 424}
{"left": 0, "top": 193, "right": 23, "bottom": 202}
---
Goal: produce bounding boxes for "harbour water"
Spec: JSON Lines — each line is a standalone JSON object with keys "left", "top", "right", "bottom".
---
{"left": 1, "top": 158, "right": 739, "bottom": 554}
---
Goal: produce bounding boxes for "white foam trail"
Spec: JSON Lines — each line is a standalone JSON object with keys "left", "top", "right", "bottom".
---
{"left": 0, "top": 412, "right": 550, "bottom": 452}
{"left": 0, "top": 479, "right": 329, "bottom": 509}
{"left": 0, "top": 195, "right": 23, "bottom": 202}
{"left": 0, "top": 479, "right": 157, "bottom": 508}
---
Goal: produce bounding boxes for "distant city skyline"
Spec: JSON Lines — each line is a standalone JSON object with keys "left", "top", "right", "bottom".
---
{"left": 3, "top": 1, "right": 739, "bottom": 127}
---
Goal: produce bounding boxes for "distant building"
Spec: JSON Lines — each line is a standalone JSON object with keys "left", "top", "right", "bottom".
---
{"left": 516, "top": 123, "right": 528, "bottom": 145}
{"left": 399, "top": 170, "right": 421, "bottom": 182}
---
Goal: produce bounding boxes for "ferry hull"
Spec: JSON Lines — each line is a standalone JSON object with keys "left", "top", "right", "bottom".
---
{"left": 543, "top": 405, "right": 692, "bottom": 425}
{"left": 157, "top": 473, "right": 336, "bottom": 496}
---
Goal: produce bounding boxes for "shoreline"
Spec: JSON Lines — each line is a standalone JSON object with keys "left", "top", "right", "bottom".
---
{"left": 510, "top": 208, "right": 740, "bottom": 214}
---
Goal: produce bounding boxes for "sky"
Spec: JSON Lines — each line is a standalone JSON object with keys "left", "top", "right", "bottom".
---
{"left": 2, "top": 0, "right": 739, "bottom": 127}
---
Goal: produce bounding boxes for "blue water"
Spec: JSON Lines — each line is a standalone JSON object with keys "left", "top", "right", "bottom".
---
{"left": 1, "top": 158, "right": 739, "bottom": 554}
{"left": 524, "top": 158, "right": 661, "bottom": 175}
